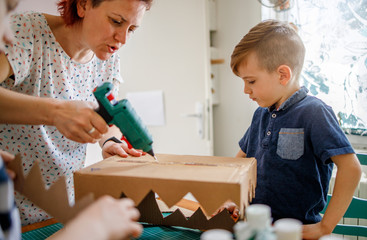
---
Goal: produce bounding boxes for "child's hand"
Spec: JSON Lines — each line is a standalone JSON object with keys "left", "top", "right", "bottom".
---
{"left": 302, "top": 222, "right": 332, "bottom": 240}
{"left": 0, "top": 149, "right": 16, "bottom": 180}
{"left": 212, "top": 200, "right": 239, "bottom": 221}
{"left": 50, "top": 196, "right": 142, "bottom": 240}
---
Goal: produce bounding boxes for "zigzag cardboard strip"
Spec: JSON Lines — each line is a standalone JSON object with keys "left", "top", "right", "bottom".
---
{"left": 135, "top": 190, "right": 236, "bottom": 231}
{"left": 7, "top": 154, "right": 94, "bottom": 224}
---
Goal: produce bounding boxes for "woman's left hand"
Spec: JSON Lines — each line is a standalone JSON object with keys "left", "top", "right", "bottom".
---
{"left": 102, "top": 140, "right": 145, "bottom": 159}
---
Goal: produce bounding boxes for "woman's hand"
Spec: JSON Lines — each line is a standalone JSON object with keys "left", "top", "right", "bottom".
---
{"left": 102, "top": 140, "right": 144, "bottom": 159}
{"left": 52, "top": 100, "right": 109, "bottom": 143}
{"left": 49, "top": 196, "right": 142, "bottom": 240}
{"left": 0, "top": 149, "right": 16, "bottom": 179}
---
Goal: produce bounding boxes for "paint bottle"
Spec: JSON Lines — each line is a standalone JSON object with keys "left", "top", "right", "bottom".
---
{"left": 200, "top": 229, "right": 233, "bottom": 240}
{"left": 273, "top": 218, "right": 302, "bottom": 240}
{"left": 234, "top": 204, "right": 276, "bottom": 240}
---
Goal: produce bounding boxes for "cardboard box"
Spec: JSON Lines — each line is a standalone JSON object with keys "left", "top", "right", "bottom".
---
{"left": 74, "top": 154, "right": 256, "bottom": 231}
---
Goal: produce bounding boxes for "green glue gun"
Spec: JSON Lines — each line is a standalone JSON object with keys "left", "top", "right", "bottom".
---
{"left": 93, "top": 82, "right": 156, "bottom": 159}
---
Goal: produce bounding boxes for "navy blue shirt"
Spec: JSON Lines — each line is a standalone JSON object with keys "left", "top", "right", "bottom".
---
{"left": 239, "top": 87, "right": 354, "bottom": 224}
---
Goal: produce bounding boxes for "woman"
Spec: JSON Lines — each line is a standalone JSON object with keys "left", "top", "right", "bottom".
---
{"left": 0, "top": 0, "right": 151, "bottom": 225}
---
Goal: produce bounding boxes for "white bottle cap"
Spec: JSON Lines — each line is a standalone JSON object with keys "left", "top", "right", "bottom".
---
{"left": 245, "top": 204, "right": 271, "bottom": 231}
{"left": 233, "top": 221, "right": 247, "bottom": 234}
{"left": 234, "top": 221, "right": 251, "bottom": 240}
{"left": 200, "top": 229, "right": 233, "bottom": 240}
{"left": 274, "top": 218, "right": 302, "bottom": 240}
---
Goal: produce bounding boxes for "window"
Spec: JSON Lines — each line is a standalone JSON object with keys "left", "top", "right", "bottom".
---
{"left": 261, "top": 0, "right": 367, "bottom": 136}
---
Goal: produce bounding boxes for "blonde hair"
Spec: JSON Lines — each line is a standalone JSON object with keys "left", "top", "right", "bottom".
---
{"left": 230, "top": 19, "right": 305, "bottom": 81}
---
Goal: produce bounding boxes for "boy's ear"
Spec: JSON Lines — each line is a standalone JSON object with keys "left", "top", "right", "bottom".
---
{"left": 77, "top": 0, "right": 89, "bottom": 18}
{"left": 277, "top": 65, "right": 292, "bottom": 86}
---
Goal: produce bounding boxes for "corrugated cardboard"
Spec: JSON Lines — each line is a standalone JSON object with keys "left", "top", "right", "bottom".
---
{"left": 74, "top": 154, "right": 257, "bottom": 231}
{"left": 7, "top": 154, "right": 94, "bottom": 224}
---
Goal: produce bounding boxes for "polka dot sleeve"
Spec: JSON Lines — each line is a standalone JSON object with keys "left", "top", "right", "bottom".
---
{"left": 4, "top": 13, "right": 37, "bottom": 86}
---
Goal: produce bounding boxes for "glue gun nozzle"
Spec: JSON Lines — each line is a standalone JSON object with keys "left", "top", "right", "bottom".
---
{"left": 147, "top": 149, "right": 158, "bottom": 162}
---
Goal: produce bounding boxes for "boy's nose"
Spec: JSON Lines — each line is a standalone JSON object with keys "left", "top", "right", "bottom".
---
{"left": 244, "top": 84, "right": 251, "bottom": 94}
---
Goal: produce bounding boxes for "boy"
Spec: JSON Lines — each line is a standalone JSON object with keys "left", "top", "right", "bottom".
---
{"left": 231, "top": 20, "right": 361, "bottom": 239}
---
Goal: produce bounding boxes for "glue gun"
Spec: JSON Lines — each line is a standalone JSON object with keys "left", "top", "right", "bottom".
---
{"left": 93, "top": 82, "right": 156, "bottom": 158}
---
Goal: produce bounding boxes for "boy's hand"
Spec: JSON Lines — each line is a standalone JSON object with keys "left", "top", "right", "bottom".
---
{"left": 212, "top": 200, "right": 239, "bottom": 221}
{"left": 49, "top": 196, "right": 142, "bottom": 240}
{"left": 0, "top": 149, "right": 16, "bottom": 179}
{"left": 302, "top": 222, "right": 332, "bottom": 240}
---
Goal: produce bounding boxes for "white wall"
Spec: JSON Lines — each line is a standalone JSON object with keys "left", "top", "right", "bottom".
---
{"left": 213, "top": 0, "right": 261, "bottom": 157}
{"left": 14, "top": 0, "right": 59, "bottom": 15}
{"left": 117, "top": 0, "right": 212, "bottom": 156}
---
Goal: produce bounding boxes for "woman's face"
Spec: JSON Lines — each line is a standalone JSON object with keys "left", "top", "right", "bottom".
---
{"left": 78, "top": 0, "right": 147, "bottom": 60}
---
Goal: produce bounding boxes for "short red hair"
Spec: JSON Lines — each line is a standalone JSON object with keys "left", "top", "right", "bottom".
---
{"left": 57, "top": 0, "right": 153, "bottom": 26}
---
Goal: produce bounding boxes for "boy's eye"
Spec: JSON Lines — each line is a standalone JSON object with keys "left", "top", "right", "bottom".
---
{"left": 245, "top": 79, "right": 255, "bottom": 84}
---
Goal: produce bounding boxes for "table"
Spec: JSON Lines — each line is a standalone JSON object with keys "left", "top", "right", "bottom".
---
{"left": 22, "top": 221, "right": 202, "bottom": 240}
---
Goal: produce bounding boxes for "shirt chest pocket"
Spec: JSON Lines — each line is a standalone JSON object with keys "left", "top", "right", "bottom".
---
{"left": 277, "top": 128, "right": 304, "bottom": 160}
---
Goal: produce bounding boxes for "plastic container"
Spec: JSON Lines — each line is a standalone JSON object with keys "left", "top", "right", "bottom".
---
{"left": 234, "top": 221, "right": 252, "bottom": 240}
{"left": 246, "top": 204, "right": 272, "bottom": 231}
{"left": 200, "top": 229, "right": 233, "bottom": 240}
{"left": 274, "top": 218, "right": 302, "bottom": 240}
{"left": 234, "top": 204, "right": 275, "bottom": 240}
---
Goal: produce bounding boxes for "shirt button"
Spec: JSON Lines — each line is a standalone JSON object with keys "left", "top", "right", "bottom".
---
{"left": 267, "top": 131, "right": 271, "bottom": 136}
{"left": 272, "top": 113, "right": 277, "bottom": 118}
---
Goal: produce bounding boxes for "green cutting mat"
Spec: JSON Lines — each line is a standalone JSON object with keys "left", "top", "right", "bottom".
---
{"left": 22, "top": 220, "right": 202, "bottom": 239}
{"left": 22, "top": 223, "right": 63, "bottom": 240}
{"left": 133, "top": 224, "right": 202, "bottom": 240}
